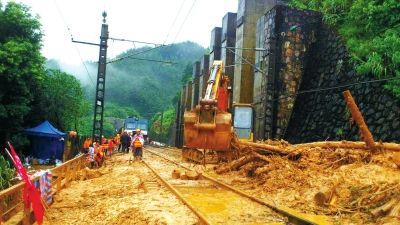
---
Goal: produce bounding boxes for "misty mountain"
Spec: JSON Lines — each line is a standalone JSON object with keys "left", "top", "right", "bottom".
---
{"left": 47, "top": 41, "right": 205, "bottom": 120}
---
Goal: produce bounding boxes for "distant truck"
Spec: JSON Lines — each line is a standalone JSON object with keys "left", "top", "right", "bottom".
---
{"left": 124, "top": 117, "right": 149, "bottom": 141}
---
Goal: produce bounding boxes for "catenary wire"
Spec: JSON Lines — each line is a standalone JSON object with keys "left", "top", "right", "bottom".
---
{"left": 52, "top": 0, "right": 95, "bottom": 86}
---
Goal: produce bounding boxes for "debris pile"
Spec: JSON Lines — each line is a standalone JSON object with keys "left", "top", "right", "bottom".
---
{"left": 171, "top": 168, "right": 202, "bottom": 180}
{"left": 77, "top": 167, "right": 105, "bottom": 180}
{"left": 216, "top": 139, "right": 400, "bottom": 224}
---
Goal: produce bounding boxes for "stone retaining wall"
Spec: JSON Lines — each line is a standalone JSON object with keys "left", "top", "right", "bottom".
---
{"left": 285, "top": 26, "right": 400, "bottom": 143}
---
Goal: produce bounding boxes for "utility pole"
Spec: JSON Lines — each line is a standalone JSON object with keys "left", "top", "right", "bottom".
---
{"left": 71, "top": 12, "right": 172, "bottom": 142}
{"left": 92, "top": 12, "right": 109, "bottom": 143}
{"left": 72, "top": 12, "right": 108, "bottom": 142}
{"left": 159, "top": 111, "right": 164, "bottom": 141}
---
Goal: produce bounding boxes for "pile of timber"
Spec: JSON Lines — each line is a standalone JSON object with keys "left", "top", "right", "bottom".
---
{"left": 218, "top": 139, "right": 400, "bottom": 175}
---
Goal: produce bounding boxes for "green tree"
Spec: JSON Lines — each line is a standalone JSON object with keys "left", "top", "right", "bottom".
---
{"left": 289, "top": 0, "right": 400, "bottom": 97}
{"left": 41, "top": 69, "right": 90, "bottom": 132}
{"left": 103, "top": 41, "right": 204, "bottom": 117}
{"left": 0, "top": 2, "right": 45, "bottom": 143}
{"left": 149, "top": 107, "right": 175, "bottom": 143}
{"left": 181, "top": 62, "right": 193, "bottom": 84}
{"left": 0, "top": 154, "right": 15, "bottom": 190}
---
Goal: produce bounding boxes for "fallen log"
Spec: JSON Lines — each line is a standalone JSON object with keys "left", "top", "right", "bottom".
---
{"left": 389, "top": 199, "right": 400, "bottom": 217}
{"left": 371, "top": 198, "right": 399, "bottom": 217}
{"left": 171, "top": 169, "right": 181, "bottom": 179}
{"left": 185, "top": 171, "right": 200, "bottom": 180}
{"left": 238, "top": 141, "right": 293, "bottom": 155}
{"left": 313, "top": 187, "right": 338, "bottom": 207}
{"left": 252, "top": 151, "right": 273, "bottom": 163}
{"left": 391, "top": 152, "right": 400, "bottom": 168}
{"left": 216, "top": 151, "right": 272, "bottom": 174}
{"left": 288, "top": 141, "right": 400, "bottom": 152}
{"left": 216, "top": 152, "right": 258, "bottom": 174}
{"left": 343, "top": 90, "right": 375, "bottom": 150}
{"left": 254, "top": 164, "right": 273, "bottom": 175}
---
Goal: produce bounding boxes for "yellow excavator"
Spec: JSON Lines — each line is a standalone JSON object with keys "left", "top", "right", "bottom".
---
{"left": 183, "top": 61, "right": 253, "bottom": 163}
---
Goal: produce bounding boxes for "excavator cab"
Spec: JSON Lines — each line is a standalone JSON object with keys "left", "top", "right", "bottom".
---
{"left": 232, "top": 104, "right": 253, "bottom": 142}
{"left": 184, "top": 61, "right": 232, "bottom": 151}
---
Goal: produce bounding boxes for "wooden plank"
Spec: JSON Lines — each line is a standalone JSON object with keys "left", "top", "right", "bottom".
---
{"left": 0, "top": 155, "right": 86, "bottom": 224}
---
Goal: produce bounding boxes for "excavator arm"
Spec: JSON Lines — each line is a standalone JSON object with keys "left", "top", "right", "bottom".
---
{"left": 183, "top": 61, "right": 232, "bottom": 151}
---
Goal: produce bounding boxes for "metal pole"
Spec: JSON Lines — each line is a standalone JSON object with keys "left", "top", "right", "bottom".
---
{"left": 159, "top": 111, "right": 164, "bottom": 142}
{"left": 92, "top": 12, "right": 109, "bottom": 143}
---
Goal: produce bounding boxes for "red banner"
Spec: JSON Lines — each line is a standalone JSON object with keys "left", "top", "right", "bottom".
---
{"left": 7, "top": 142, "right": 44, "bottom": 225}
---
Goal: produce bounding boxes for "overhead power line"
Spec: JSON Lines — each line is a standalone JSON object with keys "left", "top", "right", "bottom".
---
{"left": 277, "top": 76, "right": 400, "bottom": 101}
{"left": 225, "top": 46, "right": 400, "bottom": 101}
{"left": 106, "top": 44, "right": 168, "bottom": 64}
{"left": 107, "top": 0, "right": 197, "bottom": 65}
{"left": 172, "top": 0, "right": 197, "bottom": 43}
{"left": 52, "top": 0, "right": 95, "bottom": 86}
{"left": 108, "top": 56, "right": 177, "bottom": 65}
{"left": 109, "top": 37, "right": 163, "bottom": 46}
{"left": 226, "top": 47, "right": 264, "bottom": 74}
{"left": 163, "top": 0, "right": 187, "bottom": 44}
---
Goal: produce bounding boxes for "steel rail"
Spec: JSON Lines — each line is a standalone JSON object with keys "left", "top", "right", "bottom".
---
{"left": 140, "top": 159, "right": 211, "bottom": 225}
{"left": 144, "top": 148, "right": 332, "bottom": 225}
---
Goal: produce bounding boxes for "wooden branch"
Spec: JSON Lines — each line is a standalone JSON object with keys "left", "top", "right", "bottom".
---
{"left": 238, "top": 141, "right": 292, "bottom": 155}
{"left": 289, "top": 141, "right": 400, "bottom": 151}
{"left": 343, "top": 90, "right": 375, "bottom": 150}
{"left": 216, "top": 152, "right": 258, "bottom": 174}
{"left": 215, "top": 151, "right": 273, "bottom": 174}
{"left": 254, "top": 164, "right": 273, "bottom": 175}
{"left": 389, "top": 199, "right": 400, "bottom": 217}
{"left": 370, "top": 198, "right": 399, "bottom": 217}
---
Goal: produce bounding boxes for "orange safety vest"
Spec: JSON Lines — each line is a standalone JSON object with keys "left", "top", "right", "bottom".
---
{"left": 83, "top": 139, "right": 91, "bottom": 148}
{"left": 133, "top": 138, "right": 142, "bottom": 148}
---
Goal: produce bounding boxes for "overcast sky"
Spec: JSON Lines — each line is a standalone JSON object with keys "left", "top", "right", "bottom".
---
{"left": 8, "top": 0, "right": 238, "bottom": 65}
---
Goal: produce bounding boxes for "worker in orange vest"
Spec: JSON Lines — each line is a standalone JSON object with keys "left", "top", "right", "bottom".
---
{"left": 94, "top": 142, "right": 104, "bottom": 167}
{"left": 108, "top": 139, "right": 114, "bottom": 157}
{"left": 114, "top": 134, "right": 121, "bottom": 152}
{"left": 132, "top": 128, "right": 144, "bottom": 161}
{"left": 83, "top": 137, "right": 92, "bottom": 153}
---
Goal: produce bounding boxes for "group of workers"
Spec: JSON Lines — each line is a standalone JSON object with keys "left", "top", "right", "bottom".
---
{"left": 82, "top": 128, "right": 144, "bottom": 168}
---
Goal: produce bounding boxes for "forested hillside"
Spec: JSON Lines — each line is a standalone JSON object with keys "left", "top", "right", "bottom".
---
{"left": 0, "top": 2, "right": 88, "bottom": 147}
{"left": 101, "top": 42, "right": 204, "bottom": 116}
{"left": 289, "top": 0, "right": 400, "bottom": 97}
{"left": 79, "top": 42, "right": 205, "bottom": 137}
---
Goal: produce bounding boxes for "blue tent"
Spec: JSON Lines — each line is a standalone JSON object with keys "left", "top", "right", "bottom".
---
{"left": 24, "top": 121, "right": 65, "bottom": 161}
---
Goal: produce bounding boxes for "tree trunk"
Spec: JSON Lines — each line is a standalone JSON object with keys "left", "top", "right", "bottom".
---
{"left": 238, "top": 141, "right": 291, "bottom": 155}
{"left": 288, "top": 141, "right": 400, "bottom": 152}
{"left": 216, "top": 152, "right": 258, "bottom": 174}
{"left": 343, "top": 90, "right": 375, "bottom": 150}
{"left": 216, "top": 151, "right": 272, "bottom": 174}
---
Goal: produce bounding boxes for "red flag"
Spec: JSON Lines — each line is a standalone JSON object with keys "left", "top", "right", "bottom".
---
{"left": 7, "top": 142, "right": 44, "bottom": 225}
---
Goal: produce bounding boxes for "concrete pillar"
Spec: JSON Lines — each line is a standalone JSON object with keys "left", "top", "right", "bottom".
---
{"left": 233, "top": 0, "right": 272, "bottom": 104}
{"left": 185, "top": 81, "right": 193, "bottom": 111}
{"left": 191, "top": 61, "right": 201, "bottom": 108}
{"left": 221, "top": 12, "right": 237, "bottom": 110}
{"left": 199, "top": 55, "right": 210, "bottom": 100}
{"left": 209, "top": 27, "right": 222, "bottom": 70}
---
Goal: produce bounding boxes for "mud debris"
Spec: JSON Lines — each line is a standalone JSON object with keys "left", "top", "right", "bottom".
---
{"left": 43, "top": 154, "right": 198, "bottom": 225}
{"left": 212, "top": 140, "right": 400, "bottom": 224}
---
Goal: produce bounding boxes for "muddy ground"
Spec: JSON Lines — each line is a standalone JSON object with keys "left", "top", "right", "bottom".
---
{"left": 155, "top": 144, "right": 400, "bottom": 225}
{"left": 42, "top": 144, "right": 400, "bottom": 225}
{"left": 43, "top": 153, "right": 198, "bottom": 225}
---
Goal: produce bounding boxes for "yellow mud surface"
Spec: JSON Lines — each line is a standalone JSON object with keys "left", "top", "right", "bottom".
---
{"left": 43, "top": 154, "right": 198, "bottom": 225}
{"left": 154, "top": 145, "right": 400, "bottom": 225}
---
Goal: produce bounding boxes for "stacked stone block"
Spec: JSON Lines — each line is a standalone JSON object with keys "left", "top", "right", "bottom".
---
{"left": 255, "top": 5, "right": 321, "bottom": 140}
{"left": 191, "top": 61, "right": 201, "bottom": 109}
{"left": 285, "top": 26, "right": 400, "bottom": 143}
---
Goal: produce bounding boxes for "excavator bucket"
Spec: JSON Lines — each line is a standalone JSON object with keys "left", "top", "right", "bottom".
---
{"left": 184, "top": 108, "right": 232, "bottom": 151}
{"left": 183, "top": 60, "right": 232, "bottom": 151}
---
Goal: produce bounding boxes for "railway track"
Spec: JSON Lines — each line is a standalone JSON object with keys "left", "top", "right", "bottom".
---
{"left": 142, "top": 146, "right": 331, "bottom": 225}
